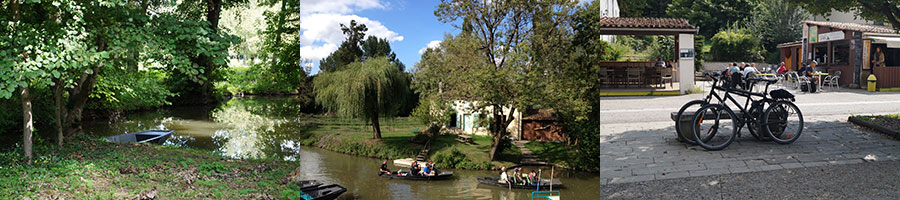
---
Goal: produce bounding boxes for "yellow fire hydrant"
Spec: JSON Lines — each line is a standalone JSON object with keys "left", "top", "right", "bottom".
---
{"left": 868, "top": 74, "right": 877, "bottom": 92}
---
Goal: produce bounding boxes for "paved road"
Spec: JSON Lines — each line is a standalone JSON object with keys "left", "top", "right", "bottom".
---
{"left": 600, "top": 88, "right": 900, "bottom": 125}
{"left": 593, "top": 87, "right": 900, "bottom": 188}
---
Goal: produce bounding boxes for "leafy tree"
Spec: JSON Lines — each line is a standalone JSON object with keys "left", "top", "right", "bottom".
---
{"left": 709, "top": 28, "right": 764, "bottom": 62}
{"left": 435, "top": 0, "right": 578, "bottom": 160}
{"left": 313, "top": 57, "right": 408, "bottom": 139}
{"left": 619, "top": 0, "right": 672, "bottom": 18}
{"left": 667, "top": 0, "right": 755, "bottom": 38}
{"left": 747, "top": 0, "right": 808, "bottom": 52}
{"left": 789, "top": 0, "right": 900, "bottom": 32}
{"left": 258, "top": 0, "right": 307, "bottom": 92}
{"left": 320, "top": 20, "right": 368, "bottom": 72}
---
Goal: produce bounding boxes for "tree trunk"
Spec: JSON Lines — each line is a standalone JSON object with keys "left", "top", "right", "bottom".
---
{"left": 488, "top": 111, "right": 502, "bottom": 161}
{"left": 371, "top": 112, "right": 383, "bottom": 139}
{"left": 54, "top": 79, "right": 65, "bottom": 147}
{"left": 65, "top": 63, "right": 102, "bottom": 136}
{"left": 21, "top": 86, "right": 33, "bottom": 161}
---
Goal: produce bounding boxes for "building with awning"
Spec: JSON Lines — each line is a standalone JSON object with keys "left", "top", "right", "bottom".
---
{"left": 778, "top": 21, "right": 900, "bottom": 89}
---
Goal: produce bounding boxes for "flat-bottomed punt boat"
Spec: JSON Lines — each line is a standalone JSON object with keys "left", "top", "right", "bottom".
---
{"left": 476, "top": 177, "right": 563, "bottom": 189}
{"left": 106, "top": 130, "right": 174, "bottom": 145}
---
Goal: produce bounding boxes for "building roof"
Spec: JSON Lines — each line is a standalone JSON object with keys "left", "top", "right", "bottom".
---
{"left": 803, "top": 21, "right": 896, "bottom": 34}
{"left": 777, "top": 41, "right": 802, "bottom": 48}
{"left": 523, "top": 109, "right": 556, "bottom": 121}
{"left": 596, "top": 17, "right": 696, "bottom": 29}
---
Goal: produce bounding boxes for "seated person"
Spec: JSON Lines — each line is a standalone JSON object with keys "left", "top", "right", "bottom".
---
{"left": 420, "top": 163, "right": 430, "bottom": 176}
{"left": 410, "top": 161, "right": 420, "bottom": 176}
{"left": 499, "top": 167, "right": 509, "bottom": 184}
{"left": 379, "top": 160, "right": 392, "bottom": 175}
{"left": 527, "top": 170, "right": 536, "bottom": 185}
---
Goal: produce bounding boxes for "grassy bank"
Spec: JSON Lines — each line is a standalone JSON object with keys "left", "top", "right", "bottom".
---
{"left": 296, "top": 117, "right": 520, "bottom": 170}
{"left": 525, "top": 141, "right": 574, "bottom": 169}
{"left": 0, "top": 138, "right": 307, "bottom": 199}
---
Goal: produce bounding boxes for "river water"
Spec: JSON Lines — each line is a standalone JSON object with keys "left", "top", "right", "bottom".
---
{"left": 85, "top": 97, "right": 607, "bottom": 199}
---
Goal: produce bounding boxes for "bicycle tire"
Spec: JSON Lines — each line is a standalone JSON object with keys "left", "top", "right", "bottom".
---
{"left": 747, "top": 99, "right": 774, "bottom": 141}
{"left": 675, "top": 100, "right": 708, "bottom": 144}
{"left": 692, "top": 104, "right": 738, "bottom": 150}
{"left": 762, "top": 101, "right": 804, "bottom": 144}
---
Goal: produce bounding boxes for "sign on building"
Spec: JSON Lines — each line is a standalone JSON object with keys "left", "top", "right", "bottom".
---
{"left": 818, "top": 31, "right": 845, "bottom": 42}
{"left": 809, "top": 26, "right": 818, "bottom": 43}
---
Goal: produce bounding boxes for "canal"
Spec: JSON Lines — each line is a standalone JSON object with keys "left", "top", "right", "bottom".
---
{"left": 85, "top": 97, "right": 607, "bottom": 199}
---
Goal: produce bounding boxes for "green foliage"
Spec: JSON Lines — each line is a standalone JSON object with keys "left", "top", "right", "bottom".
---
{"left": 667, "top": 0, "right": 755, "bottom": 38}
{"left": 87, "top": 68, "right": 176, "bottom": 111}
{"left": 221, "top": 64, "right": 306, "bottom": 94}
{"left": 746, "top": 0, "right": 807, "bottom": 52}
{"left": 788, "top": 0, "right": 900, "bottom": 32}
{"left": 709, "top": 28, "right": 764, "bottom": 62}
{"left": 319, "top": 20, "right": 368, "bottom": 72}
{"left": 410, "top": 96, "right": 452, "bottom": 132}
{"left": 647, "top": 36, "right": 675, "bottom": 62}
{"left": 619, "top": 0, "right": 672, "bottom": 18}
{"left": 314, "top": 57, "right": 409, "bottom": 137}
{"left": 0, "top": 137, "right": 302, "bottom": 199}
{"left": 431, "top": 148, "right": 492, "bottom": 169}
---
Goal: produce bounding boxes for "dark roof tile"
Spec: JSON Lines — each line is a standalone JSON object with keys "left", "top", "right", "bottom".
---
{"left": 596, "top": 17, "right": 696, "bottom": 29}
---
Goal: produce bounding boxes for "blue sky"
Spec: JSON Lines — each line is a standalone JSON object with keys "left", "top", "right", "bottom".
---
{"left": 300, "top": 0, "right": 459, "bottom": 74}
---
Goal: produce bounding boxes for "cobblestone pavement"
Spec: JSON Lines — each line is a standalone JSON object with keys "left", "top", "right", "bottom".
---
{"left": 595, "top": 116, "right": 900, "bottom": 185}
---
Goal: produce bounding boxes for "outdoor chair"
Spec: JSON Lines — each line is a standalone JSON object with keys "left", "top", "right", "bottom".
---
{"left": 824, "top": 71, "right": 841, "bottom": 89}
{"left": 661, "top": 69, "right": 673, "bottom": 88}
{"left": 626, "top": 68, "right": 642, "bottom": 88}
{"left": 599, "top": 67, "right": 609, "bottom": 88}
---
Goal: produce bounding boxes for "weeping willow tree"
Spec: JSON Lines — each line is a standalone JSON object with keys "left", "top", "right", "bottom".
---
{"left": 314, "top": 57, "right": 408, "bottom": 139}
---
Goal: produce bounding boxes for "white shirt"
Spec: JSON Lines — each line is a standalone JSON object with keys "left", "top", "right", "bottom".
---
{"left": 500, "top": 172, "right": 508, "bottom": 182}
{"left": 743, "top": 66, "right": 758, "bottom": 77}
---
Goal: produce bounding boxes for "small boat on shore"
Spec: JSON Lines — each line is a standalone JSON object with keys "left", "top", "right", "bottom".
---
{"left": 106, "top": 130, "right": 174, "bottom": 145}
{"left": 299, "top": 184, "right": 347, "bottom": 200}
{"left": 476, "top": 177, "right": 563, "bottom": 189}
{"left": 298, "top": 180, "right": 324, "bottom": 190}
{"left": 379, "top": 169, "right": 454, "bottom": 181}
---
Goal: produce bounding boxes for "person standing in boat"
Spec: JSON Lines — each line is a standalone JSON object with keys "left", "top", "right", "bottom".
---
{"left": 379, "top": 160, "right": 392, "bottom": 175}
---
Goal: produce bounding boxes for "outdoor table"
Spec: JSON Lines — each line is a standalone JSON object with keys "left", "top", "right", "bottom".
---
{"left": 811, "top": 72, "right": 829, "bottom": 92}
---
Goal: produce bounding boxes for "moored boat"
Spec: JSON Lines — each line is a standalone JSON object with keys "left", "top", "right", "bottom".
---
{"left": 378, "top": 169, "right": 454, "bottom": 180}
{"left": 476, "top": 177, "right": 563, "bottom": 189}
{"left": 106, "top": 130, "right": 174, "bottom": 144}
{"left": 298, "top": 180, "right": 324, "bottom": 190}
{"left": 299, "top": 184, "right": 347, "bottom": 200}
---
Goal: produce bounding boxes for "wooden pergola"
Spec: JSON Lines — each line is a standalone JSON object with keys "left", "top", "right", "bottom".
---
{"left": 595, "top": 17, "right": 699, "bottom": 94}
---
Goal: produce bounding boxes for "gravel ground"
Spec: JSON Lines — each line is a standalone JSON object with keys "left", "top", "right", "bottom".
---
{"left": 598, "top": 160, "right": 900, "bottom": 199}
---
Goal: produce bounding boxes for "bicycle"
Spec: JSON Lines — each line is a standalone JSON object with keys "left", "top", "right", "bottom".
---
{"left": 675, "top": 72, "right": 773, "bottom": 144}
{"left": 690, "top": 74, "right": 804, "bottom": 150}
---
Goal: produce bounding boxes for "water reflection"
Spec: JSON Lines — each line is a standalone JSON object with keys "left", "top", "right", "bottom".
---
{"left": 85, "top": 97, "right": 608, "bottom": 199}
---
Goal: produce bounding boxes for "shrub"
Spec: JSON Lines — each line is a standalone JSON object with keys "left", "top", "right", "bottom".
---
{"left": 431, "top": 148, "right": 492, "bottom": 169}
{"left": 709, "top": 28, "right": 764, "bottom": 62}
{"left": 87, "top": 68, "right": 176, "bottom": 111}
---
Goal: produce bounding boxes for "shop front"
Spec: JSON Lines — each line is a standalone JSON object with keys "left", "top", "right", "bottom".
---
{"left": 780, "top": 21, "right": 899, "bottom": 89}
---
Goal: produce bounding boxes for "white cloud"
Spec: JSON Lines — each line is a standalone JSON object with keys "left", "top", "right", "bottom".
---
{"left": 418, "top": 40, "right": 442, "bottom": 54}
{"left": 299, "top": 0, "right": 384, "bottom": 15}
{"left": 300, "top": 14, "right": 403, "bottom": 62}
{"left": 297, "top": 0, "right": 404, "bottom": 71}
{"left": 300, "top": 43, "right": 339, "bottom": 62}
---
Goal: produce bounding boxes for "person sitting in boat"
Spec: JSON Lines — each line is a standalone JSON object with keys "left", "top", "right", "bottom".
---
{"left": 379, "top": 160, "right": 392, "bottom": 175}
{"left": 410, "top": 161, "right": 420, "bottom": 176}
{"left": 499, "top": 167, "right": 509, "bottom": 184}
{"left": 512, "top": 168, "right": 523, "bottom": 185}
{"left": 420, "top": 163, "right": 430, "bottom": 176}
{"left": 527, "top": 170, "right": 536, "bottom": 185}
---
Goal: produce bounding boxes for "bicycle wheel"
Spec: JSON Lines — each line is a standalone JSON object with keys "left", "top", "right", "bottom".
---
{"left": 747, "top": 99, "right": 774, "bottom": 141}
{"left": 762, "top": 101, "right": 804, "bottom": 144}
{"left": 675, "top": 100, "right": 707, "bottom": 144}
{"left": 692, "top": 104, "right": 738, "bottom": 150}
